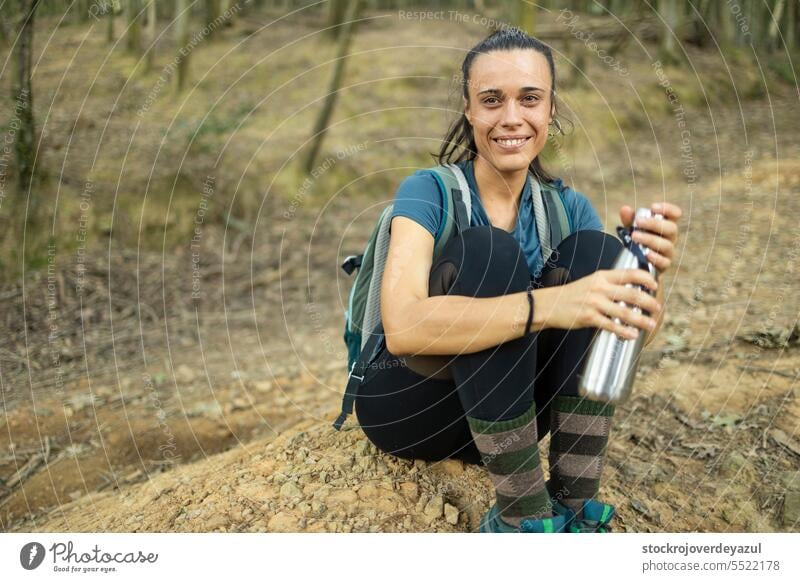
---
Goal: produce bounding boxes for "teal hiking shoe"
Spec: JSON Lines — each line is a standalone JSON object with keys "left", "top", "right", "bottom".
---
{"left": 549, "top": 497, "right": 578, "bottom": 531}
{"left": 566, "top": 499, "right": 616, "bottom": 533}
{"left": 479, "top": 503, "right": 569, "bottom": 533}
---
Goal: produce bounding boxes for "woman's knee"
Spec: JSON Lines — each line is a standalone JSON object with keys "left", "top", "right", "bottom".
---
{"left": 428, "top": 225, "right": 530, "bottom": 298}
{"left": 546, "top": 230, "right": 622, "bottom": 282}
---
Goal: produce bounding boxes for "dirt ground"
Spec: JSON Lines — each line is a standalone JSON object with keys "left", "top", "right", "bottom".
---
{"left": 2, "top": 152, "right": 799, "bottom": 533}
{"left": 1, "top": 10, "right": 799, "bottom": 533}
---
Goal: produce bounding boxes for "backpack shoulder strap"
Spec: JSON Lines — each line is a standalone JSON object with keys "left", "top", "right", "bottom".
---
{"left": 428, "top": 164, "right": 472, "bottom": 259}
{"left": 531, "top": 176, "right": 572, "bottom": 264}
{"left": 540, "top": 180, "right": 572, "bottom": 240}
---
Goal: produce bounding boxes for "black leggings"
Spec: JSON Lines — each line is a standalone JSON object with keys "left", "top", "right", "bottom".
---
{"left": 354, "top": 225, "right": 623, "bottom": 466}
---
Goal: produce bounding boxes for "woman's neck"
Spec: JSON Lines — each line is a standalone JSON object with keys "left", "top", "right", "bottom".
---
{"left": 472, "top": 155, "right": 528, "bottom": 207}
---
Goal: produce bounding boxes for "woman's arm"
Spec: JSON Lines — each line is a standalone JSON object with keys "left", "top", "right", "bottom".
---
{"left": 382, "top": 217, "right": 660, "bottom": 357}
{"left": 381, "top": 216, "right": 557, "bottom": 356}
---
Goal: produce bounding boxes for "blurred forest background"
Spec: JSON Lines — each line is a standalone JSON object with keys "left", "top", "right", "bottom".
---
{"left": 0, "top": 1, "right": 799, "bottom": 533}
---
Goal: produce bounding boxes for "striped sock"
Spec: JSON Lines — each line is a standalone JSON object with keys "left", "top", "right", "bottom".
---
{"left": 466, "top": 402, "right": 551, "bottom": 528}
{"left": 548, "top": 395, "right": 615, "bottom": 518}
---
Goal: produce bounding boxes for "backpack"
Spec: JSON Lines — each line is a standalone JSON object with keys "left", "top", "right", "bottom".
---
{"left": 333, "top": 162, "right": 574, "bottom": 430}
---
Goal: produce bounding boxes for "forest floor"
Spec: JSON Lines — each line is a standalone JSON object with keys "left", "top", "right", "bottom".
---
{"left": 1, "top": 8, "right": 799, "bottom": 532}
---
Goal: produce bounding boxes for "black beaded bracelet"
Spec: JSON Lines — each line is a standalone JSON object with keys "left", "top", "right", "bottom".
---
{"left": 524, "top": 282, "right": 535, "bottom": 336}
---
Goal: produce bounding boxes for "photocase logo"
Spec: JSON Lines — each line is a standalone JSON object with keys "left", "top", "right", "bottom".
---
{"left": 20, "top": 542, "right": 46, "bottom": 570}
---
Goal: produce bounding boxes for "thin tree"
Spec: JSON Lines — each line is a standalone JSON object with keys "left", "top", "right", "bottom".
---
{"left": 127, "top": 0, "right": 142, "bottom": 54}
{"left": 657, "top": 0, "right": 681, "bottom": 64}
{"left": 107, "top": 0, "right": 115, "bottom": 44}
{"left": 145, "top": 0, "right": 156, "bottom": 71}
{"left": 13, "top": 0, "right": 40, "bottom": 198}
{"left": 768, "top": 0, "right": 786, "bottom": 51}
{"left": 303, "top": 0, "right": 360, "bottom": 173}
{"left": 175, "top": 0, "right": 190, "bottom": 92}
{"left": 205, "top": 0, "right": 220, "bottom": 39}
{"left": 327, "top": 0, "right": 348, "bottom": 40}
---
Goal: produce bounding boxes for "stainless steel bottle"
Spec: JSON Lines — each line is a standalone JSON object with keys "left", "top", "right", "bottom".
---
{"left": 577, "top": 208, "right": 663, "bottom": 405}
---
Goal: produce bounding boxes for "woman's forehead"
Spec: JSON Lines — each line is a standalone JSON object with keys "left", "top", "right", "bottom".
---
{"left": 469, "top": 49, "right": 551, "bottom": 93}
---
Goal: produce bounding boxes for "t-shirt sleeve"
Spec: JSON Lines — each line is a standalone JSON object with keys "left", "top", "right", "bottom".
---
{"left": 560, "top": 183, "right": 604, "bottom": 232}
{"left": 389, "top": 170, "right": 443, "bottom": 238}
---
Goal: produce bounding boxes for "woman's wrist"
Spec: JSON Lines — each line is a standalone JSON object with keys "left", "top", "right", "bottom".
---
{"left": 529, "top": 287, "right": 553, "bottom": 332}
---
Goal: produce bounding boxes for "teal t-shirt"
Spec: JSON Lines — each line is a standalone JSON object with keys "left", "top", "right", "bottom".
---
{"left": 389, "top": 159, "right": 604, "bottom": 278}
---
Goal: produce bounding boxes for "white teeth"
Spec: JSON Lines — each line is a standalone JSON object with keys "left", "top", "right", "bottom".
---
{"left": 496, "top": 138, "right": 527, "bottom": 146}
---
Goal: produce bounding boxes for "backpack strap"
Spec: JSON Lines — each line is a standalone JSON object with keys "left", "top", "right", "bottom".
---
{"left": 333, "top": 321, "right": 385, "bottom": 431}
{"left": 531, "top": 176, "right": 572, "bottom": 264}
{"left": 540, "top": 180, "right": 572, "bottom": 245}
{"left": 428, "top": 164, "right": 472, "bottom": 260}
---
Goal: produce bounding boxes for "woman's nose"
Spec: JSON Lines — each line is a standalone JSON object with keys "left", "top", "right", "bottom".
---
{"left": 501, "top": 100, "right": 522, "bottom": 126}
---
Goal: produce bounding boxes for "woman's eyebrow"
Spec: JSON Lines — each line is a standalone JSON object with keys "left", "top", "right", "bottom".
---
{"left": 477, "top": 86, "right": 546, "bottom": 96}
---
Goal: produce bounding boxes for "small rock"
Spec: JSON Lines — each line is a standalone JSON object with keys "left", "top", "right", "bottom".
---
{"left": 444, "top": 503, "right": 459, "bottom": 525}
{"left": 279, "top": 482, "right": 302, "bottom": 501}
{"left": 423, "top": 495, "right": 444, "bottom": 523}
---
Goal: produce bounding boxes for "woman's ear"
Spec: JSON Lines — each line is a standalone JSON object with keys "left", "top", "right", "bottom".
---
{"left": 463, "top": 96, "right": 471, "bottom": 125}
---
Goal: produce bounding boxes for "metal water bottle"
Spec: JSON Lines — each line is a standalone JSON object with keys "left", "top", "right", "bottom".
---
{"left": 577, "top": 208, "right": 663, "bottom": 405}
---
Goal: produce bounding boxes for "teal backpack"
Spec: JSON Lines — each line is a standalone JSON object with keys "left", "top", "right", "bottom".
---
{"left": 333, "top": 162, "right": 573, "bottom": 430}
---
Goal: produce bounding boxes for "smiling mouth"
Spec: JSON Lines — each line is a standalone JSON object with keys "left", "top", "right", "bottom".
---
{"left": 492, "top": 136, "right": 531, "bottom": 151}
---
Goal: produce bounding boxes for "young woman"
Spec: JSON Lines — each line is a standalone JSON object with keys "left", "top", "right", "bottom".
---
{"left": 354, "top": 28, "right": 682, "bottom": 533}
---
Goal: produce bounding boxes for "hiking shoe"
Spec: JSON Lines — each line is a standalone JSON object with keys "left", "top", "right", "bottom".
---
{"left": 479, "top": 503, "right": 569, "bottom": 533}
{"left": 549, "top": 497, "right": 578, "bottom": 531}
{"left": 567, "top": 499, "right": 615, "bottom": 533}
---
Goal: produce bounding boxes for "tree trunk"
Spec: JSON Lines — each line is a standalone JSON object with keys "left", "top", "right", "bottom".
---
{"left": 13, "top": 0, "right": 39, "bottom": 198}
{"left": 658, "top": 0, "right": 681, "bottom": 64}
{"left": 304, "top": 0, "right": 360, "bottom": 173}
{"left": 328, "top": 0, "right": 348, "bottom": 40}
{"left": 768, "top": 0, "right": 786, "bottom": 51}
{"left": 786, "top": 0, "right": 796, "bottom": 51}
{"left": 145, "top": 0, "right": 156, "bottom": 71}
{"left": 175, "top": 0, "right": 189, "bottom": 92}
{"left": 714, "top": 0, "right": 735, "bottom": 49}
{"left": 205, "top": 0, "right": 220, "bottom": 40}
{"left": 106, "top": 1, "right": 115, "bottom": 44}
{"left": 126, "top": 0, "right": 142, "bottom": 54}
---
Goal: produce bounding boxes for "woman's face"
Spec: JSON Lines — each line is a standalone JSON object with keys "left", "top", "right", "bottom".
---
{"left": 464, "top": 49, "right": 555, "bottom": 175}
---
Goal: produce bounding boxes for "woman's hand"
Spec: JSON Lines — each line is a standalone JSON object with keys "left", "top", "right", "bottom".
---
{"left": 541, "top": 268, "right": 661, "bottom": 340}
{"left": 619, "top": 201, "right": 683, "bottom": 345}
{"left": 619, "top": 202, "right": 682, "bottom": 275}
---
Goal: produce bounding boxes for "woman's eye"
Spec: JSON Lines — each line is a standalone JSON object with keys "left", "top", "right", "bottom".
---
{"left": 483, "top": 97, "right": 500, "bottom": 105}
{"left": 523, "top": 94, "right": 540, "bottom": 104}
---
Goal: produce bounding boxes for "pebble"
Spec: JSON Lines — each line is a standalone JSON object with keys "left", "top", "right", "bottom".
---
{"left": 279, "top": 482, "right": 302, "bottom": 501}
{"left": 423, "top": 495, "right": 444, "bottom": 523}
{"left": 444, "top": 503, "right": 459, "bottom": 525}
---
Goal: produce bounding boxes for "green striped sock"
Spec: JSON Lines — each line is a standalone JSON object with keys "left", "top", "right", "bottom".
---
{"left": 467, "top": 402, "right": 551, "bottom": 528}
{"left": 548, "top": 395, "right": 615, "bottom": 517}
